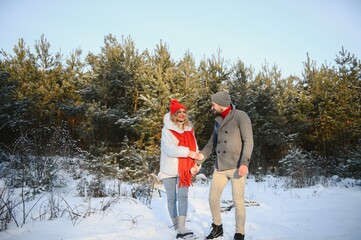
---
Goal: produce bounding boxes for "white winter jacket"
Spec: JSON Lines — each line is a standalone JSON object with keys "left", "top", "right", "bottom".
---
{"left": 158, "top": 112, "right": 198, "bottom": 180}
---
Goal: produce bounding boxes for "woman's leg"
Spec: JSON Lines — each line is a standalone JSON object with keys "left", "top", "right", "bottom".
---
{"left": 177, "top": 180, "right": 192, "bottom": 236}
{"left": 163, "top": 177, "right": 178, "bottom": 219}
{"left": 177, "top": 184, "right": 189, "bottom": 217}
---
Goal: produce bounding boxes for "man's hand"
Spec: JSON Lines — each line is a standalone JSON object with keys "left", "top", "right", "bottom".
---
{"left": 238, "top": 165, "right": 248, "bottom": 177}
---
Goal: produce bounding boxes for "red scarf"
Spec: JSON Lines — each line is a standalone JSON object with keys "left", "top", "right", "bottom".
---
{"left": 220, "top": 106, "right": 232, "bottom": 119}
{"left": 170, "top": 129, "right": 197, "bottom": 187}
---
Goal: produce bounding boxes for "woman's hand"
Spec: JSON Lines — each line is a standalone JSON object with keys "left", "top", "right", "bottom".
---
{"left": 190, "top": 164, "right": 201, "bottom": 176}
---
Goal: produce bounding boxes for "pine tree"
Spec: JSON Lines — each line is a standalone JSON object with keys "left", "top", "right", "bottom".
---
{"left": 194, "top": 50, "right": 231, "bottom": 146}
{"left": 0, "top": 65, "right": 27, "bottom": 149}
{"left": 135, "top": 41, "right": 176, "bottom": 149}
{"left": 228, "top": 60, "right": 254, "bottom": 111}
{"left": 296, "top": 50, "right": 361, "bottom": 157}
{"left": 83, "top": 35, "right": 144, "bottom": 153}
{"left": 1, "top": 38, "right": 38, "bottom": 134}
{"left": 245, "top": 63, "right": 286, "bottom": 173}
{"left": 333, "top": 47, "right": 361, "bottom": 151}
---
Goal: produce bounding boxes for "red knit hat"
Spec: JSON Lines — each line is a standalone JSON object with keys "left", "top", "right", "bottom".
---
{"left": 170, "top": 99, "right": 186, "bottom": 115}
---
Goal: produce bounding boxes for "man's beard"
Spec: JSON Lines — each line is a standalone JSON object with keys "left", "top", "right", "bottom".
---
{"left": 212, "top": 109, "right": 220, "bottom": 116}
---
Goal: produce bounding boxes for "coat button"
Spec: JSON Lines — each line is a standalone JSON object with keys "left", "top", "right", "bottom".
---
{"left": 223, "top": 151, "right": 226, "bottom": 153}
{"left": 225, "top": 131, "right": 228, "bottom": 133}
{"left": 224, "top": 140, "right": 227, "bottom": 143}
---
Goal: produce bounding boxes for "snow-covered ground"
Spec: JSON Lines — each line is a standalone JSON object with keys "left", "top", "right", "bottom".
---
{"left": 0, "top": 175, "right": 360, "bottom": 240}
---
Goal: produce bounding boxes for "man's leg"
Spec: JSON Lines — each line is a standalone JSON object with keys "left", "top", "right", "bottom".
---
{"left": 231, "top": 170, "right": 247, "bottom": 234}
{"left": 209, "top": 169, "right": 229, "bottom": 225}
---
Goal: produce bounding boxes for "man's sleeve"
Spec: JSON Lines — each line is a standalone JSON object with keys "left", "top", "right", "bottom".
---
{"left": 197, "top": 126, "right": 217, "bottom": 165}
{"left": 239, "top": 111, "right": 254, "bottom": 166}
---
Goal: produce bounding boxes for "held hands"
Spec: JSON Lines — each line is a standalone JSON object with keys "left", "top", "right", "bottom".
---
{"left": 188, "top": 151, "right": 204, "bottom": 160}
{"left": 188, "top": 150, "right": 204, "bottom": 176}
{"left": 238, "top": 165, "right": 249, "bottom": 177}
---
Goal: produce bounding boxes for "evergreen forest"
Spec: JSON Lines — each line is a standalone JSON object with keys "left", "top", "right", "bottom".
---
{"left": 1, "top": 34, "right": 361, "bottom": 190}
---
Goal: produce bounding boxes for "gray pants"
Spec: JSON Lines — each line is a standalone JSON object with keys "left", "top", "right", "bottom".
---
{"left": 163, "top": 177, "right": 189, "bottom": 218}
{"left": 209, "top": 168, "right": 247, "bottom": 234}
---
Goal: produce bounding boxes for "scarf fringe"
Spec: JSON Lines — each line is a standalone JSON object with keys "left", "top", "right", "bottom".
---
{"left": 178, "top": 165, "right": 193, "bottom": 188}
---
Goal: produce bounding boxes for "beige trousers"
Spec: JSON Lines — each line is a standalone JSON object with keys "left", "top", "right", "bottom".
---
{"left": 209, "top": 168, "right": 246, "bottom": 234}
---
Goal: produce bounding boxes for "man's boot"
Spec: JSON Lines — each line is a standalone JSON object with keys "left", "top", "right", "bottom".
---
{"left": 234, "top": 233, "right": 245, "bottom": 240}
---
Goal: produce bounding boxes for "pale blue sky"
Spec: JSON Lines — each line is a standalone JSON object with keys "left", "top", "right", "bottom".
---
{"left": 1, "top": 0, "right": 360, "bottom": 77}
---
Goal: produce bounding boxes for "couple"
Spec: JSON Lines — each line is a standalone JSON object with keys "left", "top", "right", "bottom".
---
{"left": 158, "top": 91, "right": 254, "bottom": 240}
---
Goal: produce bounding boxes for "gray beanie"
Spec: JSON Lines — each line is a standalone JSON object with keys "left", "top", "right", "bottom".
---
{"left": 211, "top": 91, "right": 231, "bottom": 107}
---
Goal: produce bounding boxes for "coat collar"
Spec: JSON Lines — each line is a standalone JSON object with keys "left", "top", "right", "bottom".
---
{"left": 215, "top": 104, "right": 236, "bottom": 127}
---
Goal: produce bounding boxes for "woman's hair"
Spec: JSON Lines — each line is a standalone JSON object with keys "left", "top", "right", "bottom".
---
{"left": 170, "top": 110, "right": 191, "bottom": 129}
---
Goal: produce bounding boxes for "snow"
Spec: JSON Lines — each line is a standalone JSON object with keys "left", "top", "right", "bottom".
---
{"left": 0, "top": 175, "right": 360, "bottom": 240}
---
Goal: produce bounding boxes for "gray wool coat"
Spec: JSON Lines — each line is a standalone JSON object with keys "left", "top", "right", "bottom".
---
{"left": 198, "top": 105, "right": 254, "bottom": 170}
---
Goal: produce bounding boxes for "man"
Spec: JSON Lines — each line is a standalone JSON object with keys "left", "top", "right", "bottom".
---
{"left": 196, "top": 90, "right": 254, "bottom": 240}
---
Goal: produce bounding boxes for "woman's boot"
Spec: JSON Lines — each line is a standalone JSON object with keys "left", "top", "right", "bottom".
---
{"left": 176, "top": 216, "right": 194, "bottom": 239}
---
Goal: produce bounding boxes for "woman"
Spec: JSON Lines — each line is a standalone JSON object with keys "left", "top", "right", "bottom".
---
{"left": 158, "top": 99, "right": 201, "bottom": 239}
